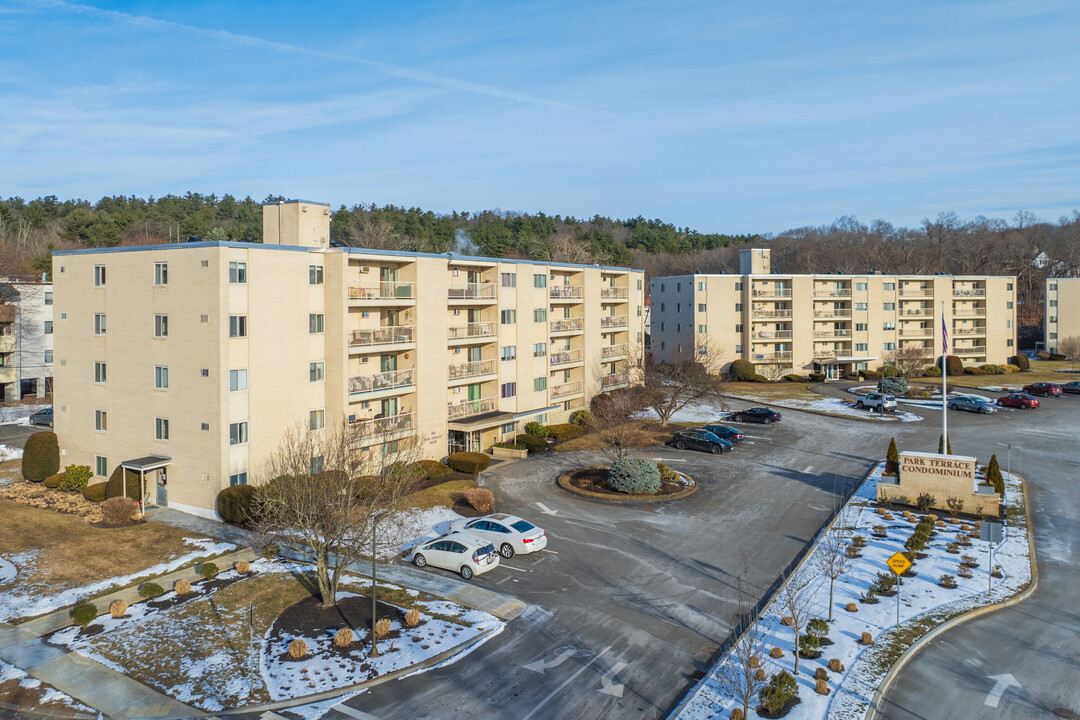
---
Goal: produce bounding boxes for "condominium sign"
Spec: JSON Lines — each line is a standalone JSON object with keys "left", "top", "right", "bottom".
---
{"left": 899, "top": 453, "right": 977, "bottom": 482}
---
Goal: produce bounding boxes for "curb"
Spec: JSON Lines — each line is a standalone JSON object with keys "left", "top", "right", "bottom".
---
{"left": 556, "top": 467, "right": 698, "bottom": 504}
{"left": 862, "top": 474, "right": 1038, "bottom": 720}
{"left": 218, "top": 626, "right": 500, "bottom": 714}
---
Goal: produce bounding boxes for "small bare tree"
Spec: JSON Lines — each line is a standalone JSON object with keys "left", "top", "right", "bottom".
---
{"left": 631, "top": 341, "right": 728, "bottom": 427}
{"left": 775, "top": 570, "right": 814, "bottom": 675}
{"left": 715, "top": 560, "right": 769, "bottom": 720}
{"left": 590, "top": 386, "right": 650, "bottom": 464}
{"left": 883, "top": 344, "right": 930, "bottom": 378}
{"left": 1058, "top": 336, "right": 1080, "bottom": 367}
{"left": 814, "top": 509, "right": 852, "bottom": 622}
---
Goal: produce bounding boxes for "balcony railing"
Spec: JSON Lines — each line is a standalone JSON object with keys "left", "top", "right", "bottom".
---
{"left": 813, "top": 329, "right": 851, "bottom": 338}
{"left": 550, "top": 318, "right": 584, "bottom": 333}
{"left": 448, "top": 397, "right": 497, "bottom": 420}
{"left": 753, "top": 310, "right": 793, "bottom": 319}
{"left": 953, "top": 347, "right": 987, "bottom": 355}
{"left": 813, "top": 310, "right": 852, "bottom": 319}
{"left": 348, "top": 412, "right": 415, "bottom": 444}
{"left": 349, "top": 325, "right": 415, "bottom": 347}
{"left": 348, "top": 282, "right": 414, "bottom": 301}
{"left": 953, "top": 288, "right": 986, "bottom": 297}
{"left": 751, "top": 352, "right": 793, "bottom": 362}
{"left": 752, "top": 288, "right": 793, "bottom": 298}
{"left": 550, "top": 348, "right": 584, "bottom": 367}
{"left": 600, "top": 372, "right": 630, "bottom": 391}
{"left": 813, "top": 349, "right": 840, "bottom": 359}
{"left": 601, "top": 343, "right": 629, "bottom": 359}
{"left": 952, "top": 327, "right": 986, "bottom": 336}
{"left": 899, "top": 326, "right": 933, "bottom": 336}
{"left": 601, "top": 315, "right": 628, "bottom": 329}
{"left": 600, "top": 287, "right": 628, "bottom": 300}
{"left": 900, "top": 288, "right": 934, "bottom": 297}
{"left": 448, "top": 282, "right": 496, "bottom": 301}
{"left": 814, "top": 288, "right": 852, "bottom": 297}
{"left": 448, "top": 322, "right": 496, "bottom": 341}
{"left": 900, "top": 309, "right": 934, "bottom": 317}
{"left": 448, "top": 359, "right": 496, "bottom": 381}
{"left": 550, "top": 285, "right": 584, "bottom": 300}
{"left": 551, "top": 380, "right": 584, "bottom": 398}
{"left": 755, "top": 330, "right": 793, "bottom": 340}
{"left": 953, "top": 308, "right": 986, "bottom": 317}
{"left": 349, "top": 369, "right": 415, "bottom": 394}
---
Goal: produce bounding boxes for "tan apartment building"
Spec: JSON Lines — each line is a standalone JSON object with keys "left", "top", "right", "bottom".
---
{"left": 650, "top": 248, "right": 1016, "bottom": 379}
{"left": 52, "top": 200, "right": 644, "bottom": 518}
{"left": 1044, "top": 278, "right": 1080, "bottom": 353}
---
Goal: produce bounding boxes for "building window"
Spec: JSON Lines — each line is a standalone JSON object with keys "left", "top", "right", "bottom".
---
{"left": 660, "top": 284, "right": 665, "bottom": 292}
{"left": 155, "top": 417, "right": 169, "bottom": 441}
{"left": 1007, "top": 320, "right": 1014, "bottom": 328}
{"left": 660, "top": 303, "right": 665, "bottom": 311}
{"left": 309, "top": 265, "right": 324, "bottom": 285}
{"left": 94, "top": 265, "right": 106, "bottom": 286}
{"left": 883, "top": 282, "right": 895, "bottom": 291}
{"left": 1049, "top": 300, "right": 1058, "bottom": 307}
{"left": 660, "top": 322, "right": 665, "bottom": 331}
{"left": 533, "top": 342, "right": 547, "bottom": 357}
{"left": 533, "top": 308, "right": 547, "bottom": 322}
{"left": 637, "top": 305, "right": 642, "bottom": 317}
{"left": 500, "top": 382, "right": 517, "bottom": 398}
{"left": 155, "top": 366, "right": 169, "bottom": 389}
{"left": 200, "top": 259, "right": 209, "bottom": 269}
{"left": 854, "top": 302, "right": 868, "bottom": 311}
{"left": 229, "top": 369, "right": 248, "bottom": 391}
{"left": 534, "top": 377, "right": 547, "bottom": 392}
{"left": 94, "top": 314, "right": 106, "bottom": 335}
{"left": 883, "top": 322, "right": 896, "bottom": 331}
{"left": 856, "top": 323, "right": 868, "bottom": 331}
{"left": 735, "top": 324, "right": 743, "bottom": 333}
{"left": 698, "top": 303, "right": 707, "bottom": 312}
{"left": 735, "top": 282, "right": 743, "bottom": 291}
{"left": 699, "top": 325, "right": 707, "bottom": 334}
{"left": 734, "top": 344, "right": 742, "bottom": 353}
{"left": 500, "top": 310, "right": 516, "bottom": 324}
{"left": 310, "top": 455, "right": 325, "bottom": 474}
{"left": 501, "top": 272, "right": 516, "bottom": 288}
{"left": 698, "top": 345, "right": 707, "bottom": 356}
{"left": 1007, "top": 338, "right": 1014, "bottom": 346}
{"left": 155, "top": 262, "right": 168, "bottom": 286}
{"left": 501, "top": 422, "right": 516, "bottom": 434}
{"left": 44, "top": 321, "right": 53, "bottom": 334}
{"left": 95, "top": 410, "right": 107, "bottom": 431}
{"left": 95, "top": 456, "right": 107, "bottom": 477}
{"left": 1006, "top": 301, "right": 1014, "bottom": 309}
{"left": 229, "top": 261, "right": 247, "bottom": 284}
{"left": 44, "top": 350, "right": 53, "bottom": 363}
{"left": 309, "top": 362, "right": 324, "bottom": 382}
{"left": 44, "top": 292, "right": 52, "bottom": 305}
{"left": 698, "top": 281, "right": 706, "bottom": 291}
{"left": 309, "top": 409, "right": 325, "bottom": 431}
{"left": 201, "top": 423, "right": 210, "bottom": 431}
{"left": 229, "top": 422, "right": 248, "bottom": 445}
{"left": 501, "top": 346, "right": 517, "bottom": 361}
{"left": 229, "top": 472, "right": 248, "bottom": 487}
{"left": 1007, "top": 282, "right": 1013, "bottom": 291}
{"left": 154, "top": 314, "right": 168, "bottom": 338}
{"left": 1049, "top": 283, "right": 1056, "bottom": 291}
{"left": 855, "top": 282, "right": 868, "bottom": 291}
{"left": 309, "top": 314, "right": 324, "bottom": 333}
{"left": 1049, "top": 332, "right": 1058, "bottom": 340}
{"left": 533, "top": 274, "right": 547, "bottom": 288}
{"left": 883, "top": 342, "right": 896, "bottom": 351}
{"left": 855, "top": 343, "right": 869, "bottom": 352}
{"left": 883, "top": 302, "right": 895, "bottom": 311}
{"left": 94, "top": 361, "right": 106, "bottom": 383}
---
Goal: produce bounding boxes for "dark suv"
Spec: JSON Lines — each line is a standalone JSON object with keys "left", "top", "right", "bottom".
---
{"left": 731, "top": 407, "right": 782, "bottom": 424}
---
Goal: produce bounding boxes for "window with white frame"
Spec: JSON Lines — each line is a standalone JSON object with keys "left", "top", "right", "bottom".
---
{"left": 229, "top": 261, "right": 247, "bottom": 284}
{"left": 155, "top": 366, "right": 169, "bottom": 389}
{"left": 229, "top": 421, "right": 248, "bottom": 445}
{"left": 500, "top": 382, "right": 516, "bottom": 398}
{"left": 95, "top": 456, "right": 107, "bottom": 477}
{"left": 155, "top": 262, "right": 168, "bottom": 286}
{"left": 43, "top": 321, "right": 52, "bottom": 334}
{"left": 533, "top": 342, "right": 546, "bottom": 357}
{"left": 94, "top": 313, "right": 106, "bottom": 335}
{"left": 883, "top": 342, "right": 896, "bottom": 351}
{"left": 94, "top": 361, "right": 106, "bottom": 383}
{"left": 854, "top": 302, "right": 868, "bottom": 311}
{"left": 883, "top": 302, "right": 896, "bottom": 311}
{"left": 309, "top": 314, "right": 324, "bottom": 333}
{"left": 95, "top": 410, "right": 107, "bottom": 431}
{"left": 1006, "top": 301, "right": 1014, "bottom": 309}
{"left": 309, "top": 362, "right": 324, "bottom": 382}
{"left": 229, "top": 472, "right": 248, "bottom": 486}
{"left": 855, "top": 343, "right": 869, "bottom": 352}
{"left": 154, "top": 314, "right": 168, "bottom": 338}
{"left": 883, "top": 282, "right": 896, "bottom": 291}
{"left": 533, "top": 308, "right": 547, "bottom": 322}
{"left": 501, "top": 422, "right": 516, "bottom": 434}
{"left": 44, "top": 350, "right": 52, "bottom": 363}
{"left": 155, "top": 417, "right": 169, "bottom": 441}
{"left": 309, "top": 409, "right": 325, "bottom": 431}
{"left": 501, "top": 272, "right": 516, "bottom": 288}
{"left": 500, "top": 309, "right": 516, "bottom": 324}
{"left": 309, "top": 265, "right": 324, "bottom": 284}
{"left": 698, "top": 281, "right": 706, "bottom": 291}
{"left": 229, "top": 315, "right": 247, "bottom": 337}
{"left": 699, "top": 325, "right": 707, "bottom": 334}
{"left": 698, "top": 303, "right": 706, "bottom": 312}
{"left": 229, "top": 369, "right": 247, "bottom": 391}
{"left": 500, "top": 346, "right": 516, "bottom": 361}
{"left": 855, "top": 282, "right": 868, "bottom": 291}
{"left": 883, "top": 322, "right": 896, "bottom": 331}
{"left": 44, "top": 291, "right": 53, "bottom": 305}
{"left": 533, "top": 274, "right": 547, "bottom": 288}
{"left": 534, "top": 377, "right": 547, "bottom": 392}
{"left": 94, "top": 265, "right": 106, "bottom": 286}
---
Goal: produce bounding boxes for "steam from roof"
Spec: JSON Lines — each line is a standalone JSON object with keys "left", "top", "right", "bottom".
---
{"left": 453, "top": 228, "right": 480, "bottom": 256}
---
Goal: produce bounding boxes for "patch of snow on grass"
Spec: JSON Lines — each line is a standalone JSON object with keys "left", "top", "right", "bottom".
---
{"left": 399, "top": 506, "right": 463, "bottom": 554}
{"left": 0, "top": 444, "right": 22, "bottom": 462}
{"left": 0, "top": 557, "right": 16, "bottom": 584}
{"left": 0, "top": 658, "right": 100, "bottom": 716}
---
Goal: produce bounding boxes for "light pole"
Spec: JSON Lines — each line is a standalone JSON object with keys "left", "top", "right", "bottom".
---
{"left": 996, "top": 443, "right": 1016, "bottom": 475}
{"left": 368, "top": 509, "right": 387, "bottom": 658}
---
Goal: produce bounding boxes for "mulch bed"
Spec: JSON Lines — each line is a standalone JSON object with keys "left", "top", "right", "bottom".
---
{"left": 757, "top": 696, "right": 802, "bottom": 719}
{"left": 0, "top": 481, "right": 103, "bottom": 522}
{"left": 268, "top": 593, "right": 409, "bottom": 663}
{"left": 566, "top": 467, "right": 688, "bottom": 498}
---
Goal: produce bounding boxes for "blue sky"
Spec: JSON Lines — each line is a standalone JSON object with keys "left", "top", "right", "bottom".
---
{"left": 1, "top": 1, "right": 1078, "bottom": 234}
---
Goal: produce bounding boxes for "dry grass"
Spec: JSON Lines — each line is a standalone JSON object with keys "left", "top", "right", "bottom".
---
{"left": 917, "top": 360, "right": 1079, "bottom": 389}
{"left": 725, "top": 381, "right": 824, "bottom": 402}
{"left": 405, "top": 478, "right": 475, "bottom": 510}
{"left": 555, "top": 419, "right": 697, "bottom": 453}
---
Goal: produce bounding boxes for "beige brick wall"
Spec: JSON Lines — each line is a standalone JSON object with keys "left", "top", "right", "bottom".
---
{"left": 876, "top": 452, "right": 1000, "bottom": 516}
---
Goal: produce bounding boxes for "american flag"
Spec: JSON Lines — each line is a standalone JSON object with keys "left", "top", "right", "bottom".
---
{"left": 942, "top": 315, "right": 949, "bottom": 353}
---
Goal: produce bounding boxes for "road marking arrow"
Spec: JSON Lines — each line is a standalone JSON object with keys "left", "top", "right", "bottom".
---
{"left": 598, "top": 662, "right": 627, "bottom": 697}
{"left": 984, "top": 673, "right": 1021, "bottom": 707}
{"left": 535, "top": 502, "right": 558, "bottom": 516}
{"left": 523, "top": 647, "right": 577, "bottom": 674}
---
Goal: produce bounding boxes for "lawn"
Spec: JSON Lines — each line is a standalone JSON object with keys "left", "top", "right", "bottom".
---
{"left": 915, "top": 360, "right": 1080, "bottom": 389}
{"left": 554, "top": 418, "right": 698, "bottom": 453}
{"left": 406, "top": 478, "right": 476, "bottom": 510}
{"left": 724, "top": 381, "right": 826, "bottom": 402}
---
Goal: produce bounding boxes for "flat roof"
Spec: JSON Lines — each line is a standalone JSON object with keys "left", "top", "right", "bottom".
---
{"left": 120, "top": 455, "right": 172, "bottom": 471}
{"left": 260, "top": 199, "right": 331, "bottom": 207}
{"left": 652, "top": 272, "right": 1016, "bottom": 281}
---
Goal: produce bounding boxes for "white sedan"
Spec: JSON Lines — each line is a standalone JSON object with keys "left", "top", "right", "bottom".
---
{"left": 448, "top": 513, "right": 548, "bottom": 558}
{"left": 410, "top": 534, "right": 499, "bottom": 580}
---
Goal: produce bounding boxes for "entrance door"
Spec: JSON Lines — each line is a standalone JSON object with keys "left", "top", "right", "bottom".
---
{"left": 155, "top": 469, "right": 168, "bottom": 506}
{"left": 826, "top": 364, "right": 841, "bottom": 381}
{"left": 380, "top": 398, "right": 398, "bottom": 418}
{"left": 380, "top": 354, "right": 397, "bottom": 372}
{"left": 467, "top": 346, "right": 482, "bottom": 363}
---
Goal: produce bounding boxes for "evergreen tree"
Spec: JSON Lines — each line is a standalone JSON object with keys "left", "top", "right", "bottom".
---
{"left": 885, "top": 438, "right": 899, "bottom": 475}
{"left": 937, "top": 433, "right": 952, "bottom": 454}
{"left": 987, "top": 454, "right": 1004, "bottom": 495}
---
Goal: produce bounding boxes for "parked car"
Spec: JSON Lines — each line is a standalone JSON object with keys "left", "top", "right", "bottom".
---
{"left": 447, "top": 513, "right": 547, "bottom": 558}
{"left": 1022, "top": 382, "right": 1063, "bottom": 397}
{"left": 671, "top": 429, "right": 733, "bottom": 454}
{"left": 855, "top": 392, "right": 897, "bottom": 412}
{"left": 28, "top": 407, "right": 53, "bottom": 427}
{"left": 947, "top": 395, "right": 998, "bottom": 414}
{"left": 1061, "top": 381, "right": 1080, "bottom": 395}
{"left": 698, "top": 424, "right": 745, "bottom": 444}
{"left": 410, "top": 535, "right": 499, "bottom": 579}
{"left": 996, "top": 393, "right": 1041, "bottom": 409}
{"left": 730, "top": 407, "right": 782, "bottom": 424}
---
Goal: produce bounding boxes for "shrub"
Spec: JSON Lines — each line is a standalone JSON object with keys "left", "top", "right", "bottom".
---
{"left": 807, "top": 618, "right": 829, "bottom": 638}
{"left": 288, "top": 639, "right": 307, "bottom": 659}
{"left": 852, "top": 535, "right": 867, "bottom": 548}
{"left": 748, "top": 656, "right": 761, "bottom": 668}
{"left": 261, "top": 543, "right": 281, "bottom": 559}
{"left": 783, "top": 374, "right": 805, "bottom": 382}
{"left": 59, "top": 465, "right": 92, "bottom": 492}
{"left": 916, "top": 492, "right": 936, "bottom": 513}
{"left": 1011, "top": 354, "right": 1030, "bottom": 371}
{"left": 105, "top": 465, "right": 141, "bottom": 501}
{"left": 494, "top": 440, "right": 527, "bottom": 450}
{"left": 814, "top": 667, "right": 829, "bottom": 681}
{"left": 373, "top": 618, "right": 391, "bottom": 639}
{"left": 465, "top": 488, "right": 494, "bottom": 513}
{"left": 174, "top": 579, "right": 192, "bottom": 595}
{"left": 607, "top": 458, "right": 661, "bottom": 495}
{"left": 1049, "top": 353, "right": 1066, "bottom": 361}
{"left": 872, "top": 572, "right": 898, "bottom": 594}
{"left": 44, "top": 473, "right": 64, "bottom": 489}
{"left": 524, "top": 421, "right": 550, "bottom": 438}
{"left": 751, "top": 374, "right": 769, "bottom": 382}
{"left": 198, "top": 562, "right": 219, "bottom": 579}
{"left": 759, "top": 670, "right": 799, "bottom": 714}
{"left": 947, "top": 542, "right": 960, "bottom": 554}
{"left": 1004, "top": 364, "right": 1021, "bottom": 373}
{"left": 139, "top": 582, "right": 164, "bottom": 599}
{"left": 235, "top": 560, "right": 251, "bottom": 574}
{"left": 101, "top": 497, "right": 138, "bottom": 525}
{"left": 515, "top": 434, "right": 549, "bottom": 453}
{"left": 882, "top": 365, "right": 900, "bottom": 377}
{"left": 845, "top": 602, "right": 858, "bottom": 612}
{"left": 987, "top": 454, "right": 1004, "bottom": 494}
{"left": 1035, "top": 350, "right": 1051, "bottom": 359}
{"left": 878, "top": 376, "right": 909, "bottom": 396}
{"left": 800, "top": 633, "right": 821, "bottom": 652}
{"left": 941, "top": 355, "right": 963, "bottom": 375}
{"left": 657, "top": 462, "right": 678, "bottom": 484}
{"left": 861, "top": 370, "right": 882, "bottom": 380}
{"left": 808, "top": 372, "right": 825, "bottom": 381}
{"left": 860, "top": 631, "right": 873, "bottom": 645}
{"left": 815, "top": 679, "right": 830, "bottom": 695}
{"left": 885, "top": 438, "right": 899, "bottom": 475}
{"left": 731, "top": 708, "right": 745, "bottom": 720}
{"left": 334, "top": 628, "right": 354, "bottom": 647}
{"left": 937, "top": 434, "right": 952, "bottom": 455}
{"left": 958, "top": 564, "right": 973, "bottom": 579}
{"left": 939, "top": 574, "right": 957, "bottom": 588}
{"left": 546, "top": 423, "right": 584, "bottom": 440}
{"left": 404, "top": 609, "right": 421, "bottom": 628}
{"left": 828, "top": 658, "right": 844, "bottom": 672}
{"left": 21, "top": 432, "right": 60, "bottom": 482}
{"left": 446, "top": 452, "right": 491, "bottom": 474}
{"left": 109, "top": 600, "right": 128, "bottom": 619}
{"left": 729, "top": 358, "right": 756, "bottom": 381}
{"left": 924, "top": 365, "right": 942, "bottom": 377}
{"left": 569, "top": 409, "right": 593, "bottom": 426}
{"left": 961, "top": 554, "right": 979, "bottom": 568}
{"left": 769, "top": 647, "right": 784, "bottom": 659}
{"left": 964, "top": 367, "right": 987, "bottom": 375}
{"left": 69, "top": 602, "right": 97, "bottom": 627}
{"left": 82, "top": 482, "right": 107, "bottom": 502}
{"left": 410, "top": 460, "right": 453, "bottom": 480}
{"left": 216, "top": 485, "right": 259, "bottom": 525}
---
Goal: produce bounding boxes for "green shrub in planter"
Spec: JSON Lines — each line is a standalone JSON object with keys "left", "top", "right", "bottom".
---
{"left": 1010, "top": 354, "right": 1030, "bottom": 371}
{"left": 139, "top": 582, "right": 165, "bottom": 599}
{"left": 759, "top": 670, "right": 799, "bottom": 714}
{"left": 546, "top": 423, "right": 584, "bottom": 440}
{"left": 82, "top": 482, "right": 108, "bottom": 502}
{"left": 729, "top": 358, "right": 756, "bottom": 381}
{"left": 607, "top": 458, "right": 661, "bottom": 495}
{"left": 21, "top": 431, "right": 59, "bottom": 482}
{"left": 569, "top": 409, "right": 593, "bottom": 427}
{"left": 198, "top": 562, "right": 219, "bottom": 578}
{"left": 409, "top": 460, "right": 453, "bottom": 480}
{"left": 69, "top": 602, "right": 98, "bottom": 627}
{"left": 446, "top": 452, "right": 491, "bottom": 474}
{"left": 216, "top": 485, "right": 259, "bottom": 525}
{"left": 657, "top": 462, "right": 678, "bottom": 484}
{"left": 924, "top": 365, "right": 942, "bottom": 377}
{"left": 44, "top": 473, "right": 64, "bottom": 489}
{"left": 59, "top": 464, "right": 92, "bottom": 492}
{"left": 515, "top": 434, "right": 549, "bottom": 453}
{"left": 524, "top": 421, "right": 550, "bottom": 438}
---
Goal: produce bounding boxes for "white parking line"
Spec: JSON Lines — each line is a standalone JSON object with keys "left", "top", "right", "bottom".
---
{"left": 521, "top": 646, "right": 613, "bottom": 720}
{"left": 803, "top": 465, "right": 814, "bottom": 473}
{"left": 542, "top": 549, "right": 559, "bottom": 555}
{"left": 496, "top": 577, "right": 511, "bottom": 585}
{"left": 501, "top": 565, "right": 527, "bottom": 573}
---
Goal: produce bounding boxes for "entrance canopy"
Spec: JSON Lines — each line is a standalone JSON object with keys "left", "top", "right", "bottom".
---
{"left": 120, "top": 455, "right": 172, "bottom": 472}
{"left": 448, "top": 411, "right": 516, "bottom": 431}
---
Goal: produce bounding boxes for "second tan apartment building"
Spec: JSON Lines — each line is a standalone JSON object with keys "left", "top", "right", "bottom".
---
{"left": 52, "top": 200, "right": 644, "bottom": 518}
{"left": 1044, "top": 277, "right": 1080, "bottom": 354}
{"left": 651, "top": 248, "right": 1016, "bottom": 379}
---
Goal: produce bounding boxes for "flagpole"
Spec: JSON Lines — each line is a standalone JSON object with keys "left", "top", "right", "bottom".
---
{"left": 941, "top": 300, "right": 947, "bottom": 453}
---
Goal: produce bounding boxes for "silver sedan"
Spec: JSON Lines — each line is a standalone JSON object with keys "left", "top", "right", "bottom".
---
{"left": 948, "top": 395, "right": 998, "bottom": 414}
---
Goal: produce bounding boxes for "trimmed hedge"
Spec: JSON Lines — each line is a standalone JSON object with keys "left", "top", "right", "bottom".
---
{"left": 808, "top": 372, "right": 825, "bottom": 381}
{"left": 964, "top": 367, "right": 987, "bottom": 375}
{"left": 105, "top": 465, "right": 142, "bottom": 501}
{"left": 924, "top": 365, "right": 942, "bottom": 377}
{"left": 22, "top": 432, "right": 59, "bottom": 482}
{"left": 82, "top": 482, "right": 108, "bottom": 502}
{"left": 524, "top": 421, "right": 550, "bottom": 438}
{"left": 446, "top": 452, "right": 491, "bottom": 474}
{"left": 783, "top": 374, "right": 806, "bottom": 382}
{"left": 216, "top": 484, "right": 258, "bottom": 525}
{"left": 607, "top": 458, "right": 661, "bottom": 495}
{"left": 1010, "top": 354, "right": 1030, "bottom": 371}
{"left": 59, "top": 464, "right": 92, "bottom": 492}
{"left": 138, "top": 582, "right": 165, "bottom": 599}
{"left": 44, "top": 473, "right": 64, "bottom": 489}
{"left": 861, "top": 370, "right": 882, "bottom": 380}
{"left": 751, "top": 374, "right": 769, "bottom": 382}
{"left": 410, "top": 460, "right": 453, "bottom": 480}
{"left": 69, "top": 602, "right": 98, "bottom": 627}
{"left": 198, "top": 562, "right": 219, "bottom": 578}
{"left": 729, "top": 358, "right": 756, "bottom": 381}
{"left": 882, "top": 366, "right": 900, "bottom": 377}
{"left": 515, "top": 434, "right": 549, "bottom": 453}
{"left": 546, "top": 423, "right": 584, "bottom": 440}
{"left": 569, "top": 409, "right": 593, "bottom": 426}
{"left": 941, "top": 355, "right": 964, "bottom": 375}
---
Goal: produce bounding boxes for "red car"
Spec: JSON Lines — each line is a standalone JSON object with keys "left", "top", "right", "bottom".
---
{"left": 1022, "top": 382, "right": 1063, "bottom": 397}
{"left": 997, "top": 393, "right": 1041, "bottom": 409}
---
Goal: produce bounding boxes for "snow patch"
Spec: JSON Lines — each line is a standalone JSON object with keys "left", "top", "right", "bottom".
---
{"left": 0, "top": 444, "right": 22, "bottom": 461}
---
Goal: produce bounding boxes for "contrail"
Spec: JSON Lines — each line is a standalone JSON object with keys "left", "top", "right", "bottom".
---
{"left": 30, "top": 0, "right": 581, "bottom": 111}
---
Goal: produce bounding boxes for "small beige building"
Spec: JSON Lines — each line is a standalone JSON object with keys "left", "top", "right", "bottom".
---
{"left": 52, "top": 200, "right": 644, "bottom": 518}
{"left": 1044, "top": 277, "right": 1080, "bottom": 354}
{"left": 877, "top": 451, "right": 1000, "bottom": 516}
{"left": 650, "top": 248, "right": 1017, "bottom": 377}
{"left": 0, "top": 276, "right": 54, "bottom": 401}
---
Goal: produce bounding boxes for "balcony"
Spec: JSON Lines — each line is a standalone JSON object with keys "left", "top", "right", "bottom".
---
{"left": 448, "top": 283, "right": 497, "bottom": 302}
{"left": 813, "top": 309, "right": 853, "bottom": 319}
{"left": 448, "top": 397, "right": 497, "bottom": 420}
{"left": 349, "top": 325, "right": 415, "bottom": 348}
{"left": 813, "top": 349, "right": 839, "bottom": 360}
{"left": 601, "top": 315, "right": 628, "bottom": 329}
{"left": 752, "top": 309, "right": 793, "bottom": 320}
{"left": 348, "top": 282, "right": 415, "bottom": 303}
{"left": 600, "top": 372, "right": 630, "bottom": 391}
{"left": 348, "top": 412, "right": 415, "bottom": 446}
{"left": 900, "top": 288, "right": 934, "bottom": 297}
{"left": 953, "top": 307, "right": 986, "bottom": 317}
{"left": 813, "top": 328, "right": 851, "bottom": 338}
{"left": 899, "top": 325, "right": 933, "bottom": 337}
{"left": 751, "top": 351, "right": 793, "bottom": 363}
{"left": 952, "top": 326, "right": 986, "bottom": 336}
{"left": 900, "top": 308, "right": 933, "bottom": 317}
{"left": 551, "top": 380, "right": 584, "bottom": 399}
{"left": 448, "top": 322, "right": 497, "bottom": 342}
{"left": 953, "top": 347, "right": 987, "bottom": 356}
{"left": 550, "top": 348, "right": 584, "bottom": 367}
{"left": 601, "top": 343, "right": 629, "bottom": 360}
{"left": 600, "top": 287, "right": 628, "bottom": 300}
{"left": 814, "top": 288, "right": 852, "bottom": 298}
{"left": 448, "top": 360, "right": 497, "bottom": 382}
{"left": 349, "top": 369, "right": 415, "bottom": 395}
{"left": 754, "top": 329, "right": 793, "bottom": 340}
{"left": 953, "top": 287, "right": 986, "bottom": 297}
{"left": 752, "top": 288, "right": 793, "bottom": 298}
{"left": 550, "top": 285, "right": 584, "bottom": 301}
{"left": 550, "top": 318, "right": 584, "bottom": 335}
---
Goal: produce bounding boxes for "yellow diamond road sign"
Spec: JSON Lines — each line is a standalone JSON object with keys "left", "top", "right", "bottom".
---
{"left": 886, "top": 552, "right": 912, "bottom": 576}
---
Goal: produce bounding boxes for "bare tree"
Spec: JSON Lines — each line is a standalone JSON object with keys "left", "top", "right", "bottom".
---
{"left": 775, "top": 570, "right": 814, "bottom": 675}
{"left": 1057, "top": 336, "right": 1080, "bottom": 367}
{"left": 255, "top": 420, "right": 422, "bottom": 608}
{"left": 589, "top": 386, "right": 650, "bottom": 464}
{"left": 814, "top": 509, "right": 852, "bottom": 622}
{"left": 758, "top": 363, "right": 789, "bottom": 381}
{"left": 715, "top": 560, "right": 769, "bottom": 720}
{"left": 883, "top": 344, "right": 930, "bottom": 379}
{"left": 633, "top": 342, "right": 728, "bottom": 427}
